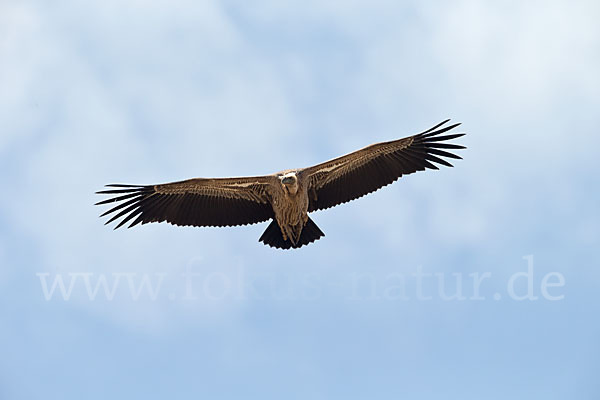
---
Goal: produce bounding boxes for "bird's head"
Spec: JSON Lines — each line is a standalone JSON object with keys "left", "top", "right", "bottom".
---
{"left": 280, "top": 173, "right": 298, "bottom": 194}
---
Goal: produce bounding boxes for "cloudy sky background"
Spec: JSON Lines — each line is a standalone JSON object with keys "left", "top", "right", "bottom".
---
{"left": 1, "top": 0, "right": 599, "bottom": 398}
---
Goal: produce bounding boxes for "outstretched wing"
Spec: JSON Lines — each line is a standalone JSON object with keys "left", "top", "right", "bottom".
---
{"left": 96, "top": 176, "right": 276, "bottom": 229}
{"left": 301, "top": 120, "right": 466, "bottom": 212}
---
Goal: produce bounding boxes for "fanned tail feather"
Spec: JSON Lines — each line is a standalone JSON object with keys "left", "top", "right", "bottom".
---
{"left": 259, "top": 217, "right": 324, "bottom": 249}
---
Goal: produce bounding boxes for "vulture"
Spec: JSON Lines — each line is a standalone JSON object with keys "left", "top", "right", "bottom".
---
{"left": 96, "top": 120, "right": 465, "bottom": 249}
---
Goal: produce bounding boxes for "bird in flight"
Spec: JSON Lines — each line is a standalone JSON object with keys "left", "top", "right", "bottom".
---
{"left": 96, "top": 120, "right": 465, "bottom": 249}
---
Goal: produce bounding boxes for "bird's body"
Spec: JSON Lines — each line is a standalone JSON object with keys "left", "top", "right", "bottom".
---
{"left": 97, "top": 120, "right": 466, "bottom": 249}
{"left": 272, "top": 171, "right": 309, "bottom": 244}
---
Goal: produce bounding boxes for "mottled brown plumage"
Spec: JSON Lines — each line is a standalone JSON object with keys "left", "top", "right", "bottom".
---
{"left": 96, "top": 120, "right": 465, "bottom": 249}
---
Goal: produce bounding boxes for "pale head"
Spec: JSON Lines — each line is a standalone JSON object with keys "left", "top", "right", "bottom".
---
{"left": 280, "top": 172, "right": 298, "bottom": 195}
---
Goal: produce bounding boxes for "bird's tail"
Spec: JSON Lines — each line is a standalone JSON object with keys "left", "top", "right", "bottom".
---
{"left": 259, "top": 217, "right": 324, "bottom": 249}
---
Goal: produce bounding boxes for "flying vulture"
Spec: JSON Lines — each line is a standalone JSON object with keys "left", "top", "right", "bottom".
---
{"left": 96, "top": 120, "right": 465, "bottom": 249}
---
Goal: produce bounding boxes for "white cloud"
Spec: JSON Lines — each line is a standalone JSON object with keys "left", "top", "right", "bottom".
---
{"left": 0, "top": 3, "right": 48, "bottom": 151}
{"left": 430, "top": 0, "right": 600, "bottom": 115}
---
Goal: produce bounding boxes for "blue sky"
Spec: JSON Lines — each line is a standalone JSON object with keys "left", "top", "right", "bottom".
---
{"left": 1, "top": 1, "right": 599, "bottom": 399}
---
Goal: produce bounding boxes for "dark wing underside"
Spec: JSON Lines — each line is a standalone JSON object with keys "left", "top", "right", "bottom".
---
{"left": 302, "top": 119, "right": 466, "bottom": 212}
{"left": 96, "top": 177, "right": 275, "bottom": 229}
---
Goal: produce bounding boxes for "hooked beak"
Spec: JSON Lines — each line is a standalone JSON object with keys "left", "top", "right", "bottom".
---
{"left": 281, "top": 176, "right": 295, "bottom": 185}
